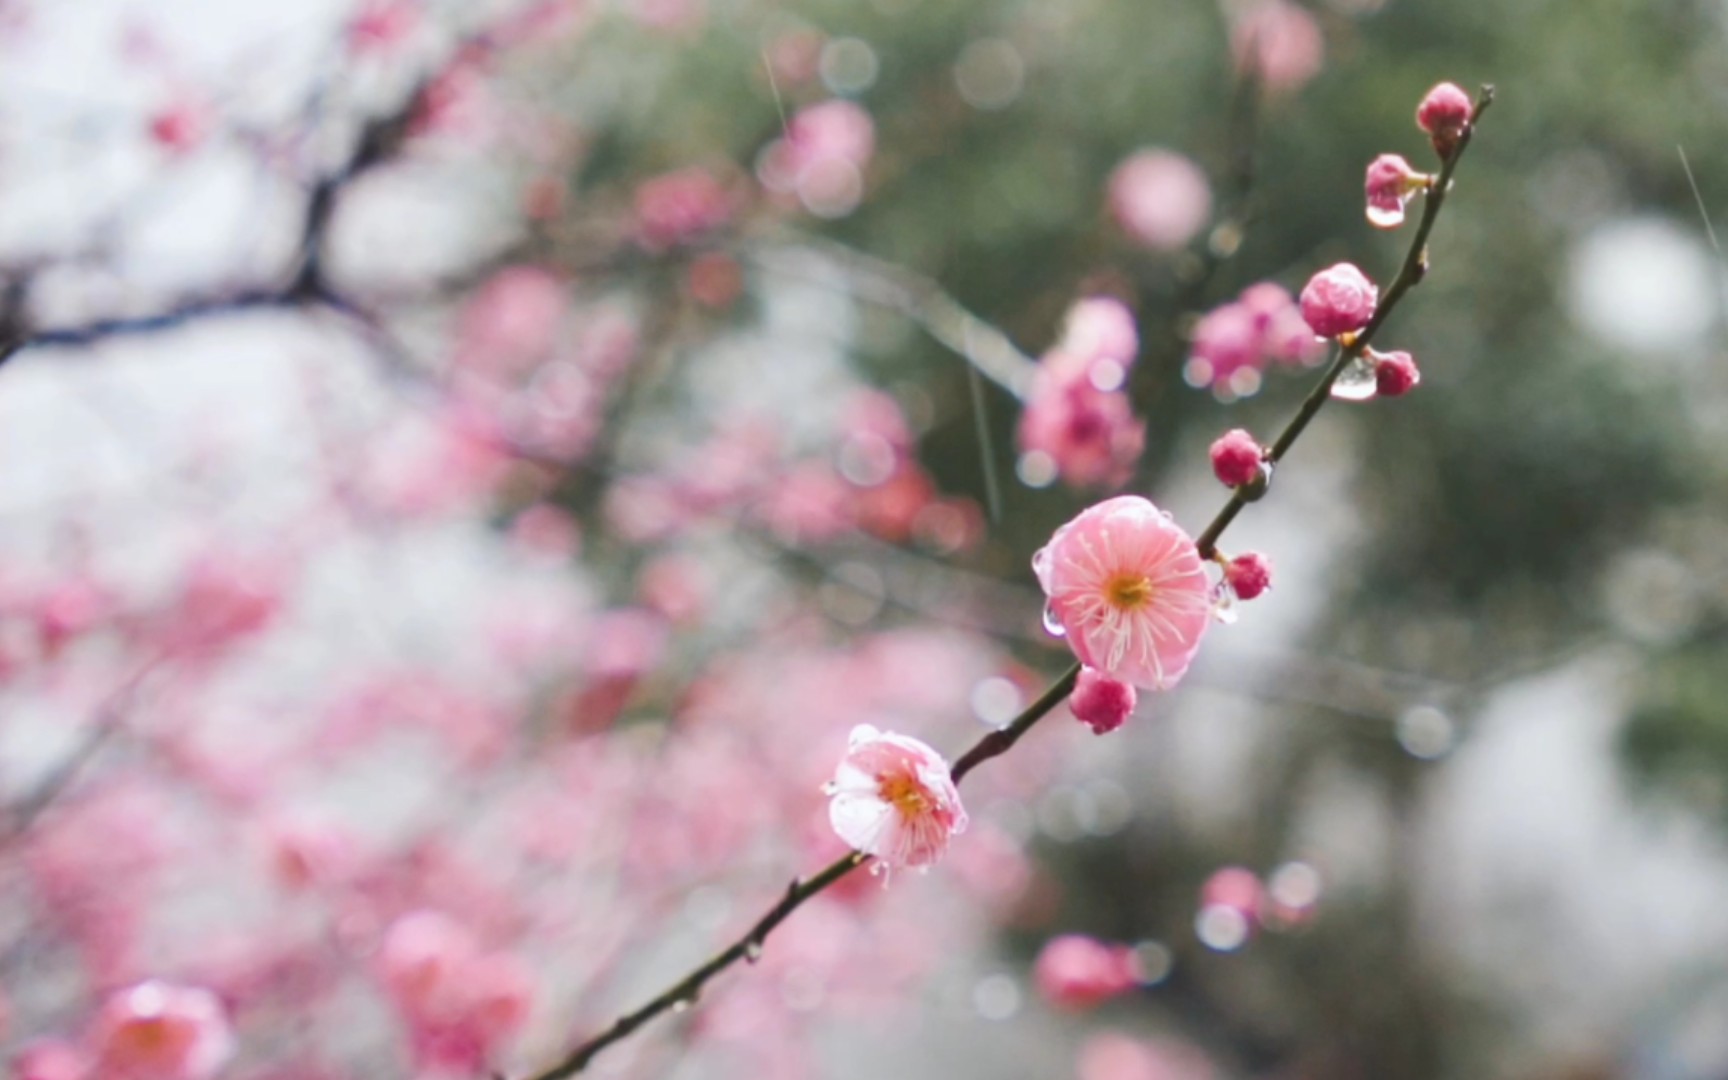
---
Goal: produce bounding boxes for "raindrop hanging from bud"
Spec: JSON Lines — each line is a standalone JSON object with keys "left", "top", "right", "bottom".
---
{"left": 1329, "top": 354, "right": 1379, "bottom": 401}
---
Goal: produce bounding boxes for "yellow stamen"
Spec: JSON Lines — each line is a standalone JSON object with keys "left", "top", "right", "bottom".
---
{"left": 1105, "top": 574, "right": 1154, "bottom": 610}
{"left": 879, "top": 774, "right": 929, "bottom": 817}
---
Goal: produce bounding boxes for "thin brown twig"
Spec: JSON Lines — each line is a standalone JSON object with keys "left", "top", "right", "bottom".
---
{"left": 519, "top": 84, "right": 1496, "bottom": 1079}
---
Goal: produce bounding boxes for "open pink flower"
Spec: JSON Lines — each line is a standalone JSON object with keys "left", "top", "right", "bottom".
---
{"left": 90, "top": 982, "right": 233, "bottom": 1080}
{"left": 1033, "top": 496, "right": 1211, "bottom": 690}
{"left": 825, "top": 724, "right": 967, "bottom": 872}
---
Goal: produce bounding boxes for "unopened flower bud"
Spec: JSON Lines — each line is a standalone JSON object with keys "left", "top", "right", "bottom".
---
{"left": 1372, "top": 350, "right": 1420, "bottom": 396}
{"left": 1208, "top": 428, "right": 1263, "bottom": 489}
{"left": 1416, "top": 82, "right": 1472, "bottom": 158}
{"left": 1363, "top": 154, "right": 1430, "bottom": 229}
{"left": 1226, "top": 552, "right": 1272, "bottom": 600}
{"left": 1070, "top": 666, "right": 1137, "bottom": 735}
{"left": 1299, "top": 263, "right": 1377, "bottom": 339}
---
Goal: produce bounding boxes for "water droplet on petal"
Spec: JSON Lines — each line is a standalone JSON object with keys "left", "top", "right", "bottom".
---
{"left": 1042, "top": 601, "right": 1068, "bottom": 637}
{"left": 1330, "top": 354, "right": 1379, "bottom": 401}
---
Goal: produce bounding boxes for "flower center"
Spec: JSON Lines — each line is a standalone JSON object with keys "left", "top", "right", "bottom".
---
{"left": 878, "top": 773, "right": 930, "bottom": 817}
{"left": 1105, "top": 573, "right": 1154, "bottom": 610}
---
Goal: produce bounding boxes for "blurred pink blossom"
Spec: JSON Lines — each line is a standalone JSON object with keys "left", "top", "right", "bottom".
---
{"left": 759, "top": 100, "right": 875, "bottom": 218}
{"left": 90, "top": 982, "right": 233, "bottom": 1080}
{"left": 11, "top": 1040, "right": 90, "bottom": 1080}
{"left": 147, "top": 101, "right": 209, "bottom": 155}
{"left": 1107, "top": 150, "right": 1212, "bottom": 251}
{"left": 1034, "top": 934, "right": 1139, "bottom": 1008}
{"left": 1078, "top": 1032, "right": 1217, "bottom": 1080}
{"left": 1229, "top": 0, "right": 1325, "bottom": 97}
{"left": 455, "top": 266, "right": 567, "bottom": 375}
{"left": 378, "top": 911, "right": 535, "bottom": 1073}
{"left": 347, "top": 0, "right": 419, "bottom": 54}
{"left": 634, "top": 166, "right": 734, "bottom": 251}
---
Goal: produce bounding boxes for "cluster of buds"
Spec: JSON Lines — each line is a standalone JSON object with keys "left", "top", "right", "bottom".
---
{"left": 1293, "top": 83, "right": 1478, "bottom": 403}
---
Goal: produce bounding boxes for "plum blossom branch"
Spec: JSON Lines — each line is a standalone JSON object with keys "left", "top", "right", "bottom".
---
{"left": 521, "top": 84, "right": 1496, "bottom": 1079}
{"left": 1196, "top": 84, "right": 1494, "bottom": 558}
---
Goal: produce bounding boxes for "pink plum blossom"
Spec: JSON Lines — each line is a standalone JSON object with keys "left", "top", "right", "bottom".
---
{"left": 1056, "top": 296, "right": 1140, "bottom": 374}
{"left": 1229, "top": 0, "right": 1324, "bottom": 97}
{"left": 1016, "top": 373, "right": 1146, "bottom": 489}
{"left": 90, "top": 982, "right": 233, "bottom": 1080}
{"left": 1033, "top": 496, "right": 1211, "bottom": 690}
{"left": 1225, "top": 552, "right": 1273, "bottom": 600}
{"left": 1364, "top": 153, "right": 1430, "bottom": 229}
{"left": 1186, "top": 283, "right": 1325, "bottom": 394}
{"left": 378, "top": 911, "right": 535, "bottom": 1072}
{"left": 1208, "top": 428, "right": 1263, "bottom": 489}
{"left": 1372, "top": 348, "right": 1421, "bottom": 396}
{"left": 634, "top": 166, "right": 734, "bottom": 251}
{"left": 1417, "top": 81, "right": 1473, "bottom": 157}
{"left": 11, "top": 1040, "right": 90, "bottom": 1080}
{"left": 1078, "top": 1032, "right": 1218, "bottom": 1080}
{"left": 1299, "top": 262, "right": 1378, "bottom": 338}
{"left": 1034, "top": 934, "right": 1140, "bottom": 1009}
{"left": 148, "top": 101, "right": 209, "bottom": 155}
{"left": 1107, "top": 149, "right": 1212, "bottom": 252}
{"left": 455, "top": 266, "right": 567, "bottom": 375}
{"left": 824, "top": 724, "right": 967, "bottom": 872}
{"left": 1069, "top": 666, "right": 1137, "bottom": 735}
{"left": 758, "top": 100, "right": 875, "bottom": 218}
{"left": 347, "top": 0, "right": 419, "bottom": 54}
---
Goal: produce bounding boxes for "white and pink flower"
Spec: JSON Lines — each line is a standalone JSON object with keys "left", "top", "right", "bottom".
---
{"left": 825, "top": 724, "right": 967, "bottom": 872}
{"left": 1033, "top": 496, "right": 1211, "bottom": 690}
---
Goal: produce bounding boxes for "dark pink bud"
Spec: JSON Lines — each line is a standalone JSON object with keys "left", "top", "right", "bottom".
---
{"left": 1070, "top": 666, "right": 1137, "bottom": 734}
{"left": 1416, "top": 82, "right": 1473, "bottom": 157}
{"left": 1208, "top": 428, "right": 1263, "bottom": 489}
{"left": 1299, "top": 263, "right": 1378, "bottom": 338}
{"left": 1364, "top": 153, "right": 1430, "bottom": 229}
{"left": 1226, "top": 552, "right": 1273, "bottom": 600}
{"left": 1373, "top": 349, "right": 1421, "bottom": 396}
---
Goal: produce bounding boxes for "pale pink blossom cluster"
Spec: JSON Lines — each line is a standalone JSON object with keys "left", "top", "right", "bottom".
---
{"left": 1185, "top": 281, "right": 1327, "bottom": 397}
{"left": 1017, "top": 297, "right": 1147, "bottom": 489}
{"left": 606, "top": 393, "right": 980, "bottom": 554}
{"left": 377, "top": 911, "right": 536, "bottom": 1074}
